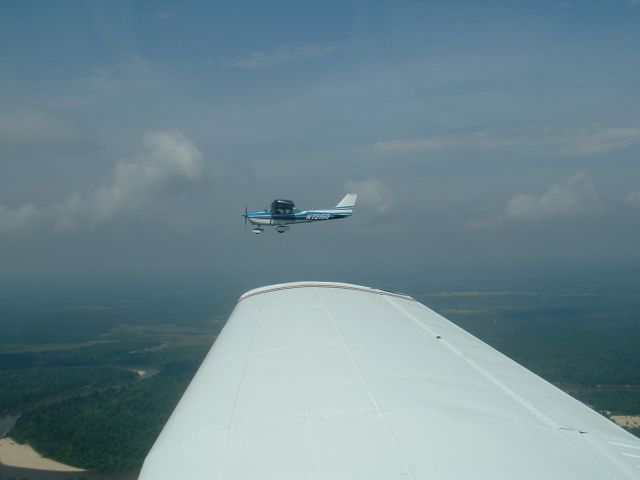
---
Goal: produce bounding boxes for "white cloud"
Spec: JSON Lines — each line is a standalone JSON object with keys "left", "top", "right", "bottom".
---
{"left": 345, "top": 179, "right": 392, "bottom": 216}
{"left": 86, "top": 55, "right": 155, "bottom": 93}
{"left": 0, "top": 204, "right": 42, "bottom": 234}
{"left": 374, "top": 132, "right": 523, "bottom": 154}
{"left": 0, "top": 130, "right": 206, "bottom": 235}
{"left": 229, "top": 44, "right": 338, "bottom": 69}
{"left": 562, "top": 127, "right": 640, "bottom": 156}
{"left": 342, "top": 179, "right": 394, "bottom": 233}
{"left": 374, "top": 126, "right": 640, "bottom": 156}
{"left": 627, "top": 190, "right": 640, "bottom": 208}
{"left": 0, "top": 109, "right": 80, "bottom": 153}
{"left": 503, "top": 172, "right": 599, "bottom": 221}
{"left": 471, "top": 172, "right": 600, "bottom": 228}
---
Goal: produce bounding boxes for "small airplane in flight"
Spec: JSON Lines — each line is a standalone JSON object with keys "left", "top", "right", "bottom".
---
{"left": 243, "top": 193, "right": 357, "bottom": 234}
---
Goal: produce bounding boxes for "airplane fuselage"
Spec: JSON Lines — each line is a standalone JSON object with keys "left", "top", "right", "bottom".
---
{"left": 246, "top": 209, "right": 352, "bottom": 226}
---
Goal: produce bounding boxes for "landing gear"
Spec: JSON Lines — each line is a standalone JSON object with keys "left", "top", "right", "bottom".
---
{"left": 250, "top": 225, "right": 288, "bottom": 234}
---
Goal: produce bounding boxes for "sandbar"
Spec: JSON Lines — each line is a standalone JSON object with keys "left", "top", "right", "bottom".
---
{"left": 612, "top": 415, "right": 640, "bottom": 429}
{"left": 0, "top": 437, "right": 85, "bottom": 471}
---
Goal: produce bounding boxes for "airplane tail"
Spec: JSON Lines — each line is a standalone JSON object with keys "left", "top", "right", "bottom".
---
{"left": 335, "top": 193, "right": 357, "bottom": 209}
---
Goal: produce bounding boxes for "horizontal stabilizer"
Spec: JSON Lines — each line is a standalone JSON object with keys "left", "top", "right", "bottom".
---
{"left": 335, "top": 193, "right": 357, "bottom": 209}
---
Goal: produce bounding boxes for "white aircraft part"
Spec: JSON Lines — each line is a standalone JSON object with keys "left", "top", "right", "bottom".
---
{"left": 335, "top": 192, "right": 357, "bottom": 208}
{"left": 248, "top": 217, "right": 271, "bottom": 225}
{"left": 139, "top": 282, "right": 640, "bottom": 480}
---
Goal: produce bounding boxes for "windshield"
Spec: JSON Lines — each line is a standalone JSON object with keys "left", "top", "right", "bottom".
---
{"left": 271, "top": 200, "right": 295, "bottom": 214}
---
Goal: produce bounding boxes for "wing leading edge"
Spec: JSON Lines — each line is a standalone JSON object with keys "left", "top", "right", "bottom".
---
{"left": 139, "top": 282, "right": 640, "bottom": 480}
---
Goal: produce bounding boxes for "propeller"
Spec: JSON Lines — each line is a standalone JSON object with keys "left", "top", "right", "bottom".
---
{"left": 244, "top": 204, "right": 248, "bottom": 228}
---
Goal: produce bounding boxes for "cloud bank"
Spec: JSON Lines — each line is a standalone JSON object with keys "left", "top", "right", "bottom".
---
{"left": 502, "top": 172, "right": 599, "bottom": 222}
{"left": 374, "top": 127, "right": 640, "bottom": 156}
{"left": 0, "top": 130, "right": 206, "bottom": 235}
{"left": 471, "top": 172, "right": 601, "bottom": 228}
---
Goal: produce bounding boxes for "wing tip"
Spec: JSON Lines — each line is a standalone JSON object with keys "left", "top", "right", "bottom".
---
{"left": 238, "top": 281, "right": 414, "bottom": 302}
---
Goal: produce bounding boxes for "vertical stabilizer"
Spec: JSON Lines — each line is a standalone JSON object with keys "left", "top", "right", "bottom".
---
{"left": 335, "top": 193, "right": 357, "bottom": 209}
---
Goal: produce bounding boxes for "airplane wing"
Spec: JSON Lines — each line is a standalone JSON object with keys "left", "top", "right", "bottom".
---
{"left": 139, "top": 282, "right": 640, "bottom": 480}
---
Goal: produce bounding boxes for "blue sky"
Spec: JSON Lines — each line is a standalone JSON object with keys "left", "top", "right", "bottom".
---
{"left": 1, "top": 1, "right": 639, "bottom": 284}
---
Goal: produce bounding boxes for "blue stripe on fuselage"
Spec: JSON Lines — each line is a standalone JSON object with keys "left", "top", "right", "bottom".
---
{"left": 245, "top": 210, "right": 352, "bottom": 225}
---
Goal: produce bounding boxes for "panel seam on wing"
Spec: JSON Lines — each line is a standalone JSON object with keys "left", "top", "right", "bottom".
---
{"left": 305, "top": 417, "right": 321, "bottom": 480}
{"left": 384, "top": 296, "right": 563, "bottom": 430}
{"left": 237, "top": 382, "right": 367, "bottom": 401}
{"left": 217, "top": 429, "right": 227, "bottom": 480}
{"left": 250, "top": 343, "right": 343, "bottom": 357}
{"left": 231, "top": 410, "right": 378, "bottom": 427}
{"left": 225, "top": 294, "right": 264, "bottom": 429}
{"left": 316, "top": 287, "right": 417, "bottom": 480}
{"left": 580, "top": 433, "right": 640, "bottom": 479}
{"left": 369, "top": 371, "right": 501, "bottom": 391}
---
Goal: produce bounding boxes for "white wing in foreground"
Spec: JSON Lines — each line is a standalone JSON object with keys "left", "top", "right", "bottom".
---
{"left": 139, "top": 282, "right": 640, "bottom": 480}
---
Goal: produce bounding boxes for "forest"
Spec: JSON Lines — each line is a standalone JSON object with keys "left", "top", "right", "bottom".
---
{"left": 10, "top": 359, "right": 206, "bottom": 471}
